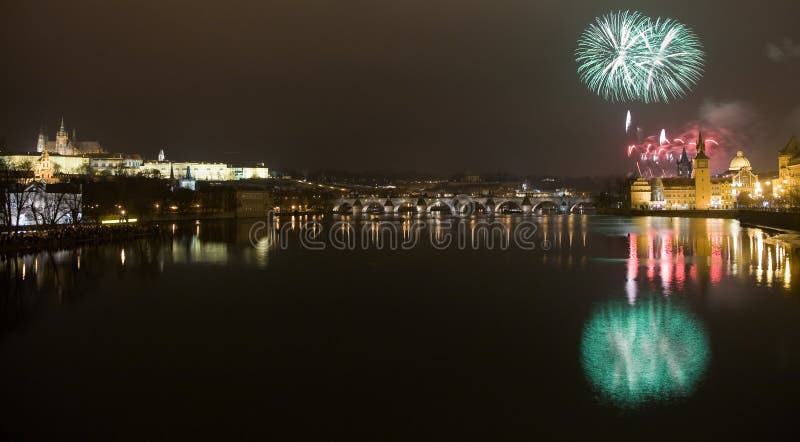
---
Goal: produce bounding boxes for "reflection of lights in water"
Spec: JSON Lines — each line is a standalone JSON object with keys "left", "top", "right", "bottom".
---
{"left": 767, "top": 249, "right": 774, "bottom": 287}
{"left": 660, "top": 234, "right": 672, "bottom": 295}
{"left": 675, "top": 248, "right": 686, "bottom": 290}
{"left": 120, "top": 249, "right": 126, "bottom": 266}
{"left": 785, "top": 257, "right": 792, "bottom": 290}
{"left": 755, "top": 232, "right": 764, "bottom": 283}
{"left": 626, "top": 234, "right": 638, "bottom": 304}
{"left": 581, "top": 298, "right": 709, "bottom": 407}
{"left": 172, "top": 237, "right": 229, "bottom": 265}
{"left": 646, "top": 233, "right": 655, "bottom": 281}
{"left": 254, "top": 225, "right": 275, "bottom": 268}
{"left": 21, "top": 263, "right": 26, "bottom": 280}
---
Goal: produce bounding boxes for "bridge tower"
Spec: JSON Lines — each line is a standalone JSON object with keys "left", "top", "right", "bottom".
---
{"left": 693, "top": 132, "right": 711, "bottom": 210}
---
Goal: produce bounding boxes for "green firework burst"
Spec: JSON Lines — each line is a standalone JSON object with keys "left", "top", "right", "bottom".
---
{"left": 576, "top": 11, "right": 705, "bottom": 103}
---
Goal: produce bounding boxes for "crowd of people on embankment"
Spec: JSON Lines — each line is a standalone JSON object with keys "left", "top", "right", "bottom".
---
{"left": 0, "top": 224, "right": 162, "bottom": 255}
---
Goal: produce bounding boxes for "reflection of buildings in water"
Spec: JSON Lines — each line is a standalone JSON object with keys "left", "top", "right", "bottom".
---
{"left": 625, "top": 218, "right": 795, "bottom": 296}
{"left": 171, "top": 236, "right": 229, "bottom": 265}
{"left": 326, "top": 215, "right": 591, "bottom": 253}
{"left": 581, "top": 299, "right": 709, "bottom": 407}
{"left": 164, "top": 220, "right": 281, "bottom": 268}
{"left": 749, "top": 231, "right": 796, "bottom": 290}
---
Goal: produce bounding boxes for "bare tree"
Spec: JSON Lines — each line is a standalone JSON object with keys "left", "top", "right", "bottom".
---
{"left": 0, "top": 160, "right": 35, "bottom": 231}
{"left": 63, "top": 190, "right": 83, "bottom": 225}
{"left": 42, "top": 192, "right": 71, "bottom": 226}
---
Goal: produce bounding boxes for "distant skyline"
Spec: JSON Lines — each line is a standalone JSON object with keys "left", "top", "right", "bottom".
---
{"left": 3, "top": 0, "right": 798, "bottom": 175}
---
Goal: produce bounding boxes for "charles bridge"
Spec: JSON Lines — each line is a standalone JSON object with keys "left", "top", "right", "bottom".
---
{"left": 332, "top": 192, "right": 595, "bottom": 215}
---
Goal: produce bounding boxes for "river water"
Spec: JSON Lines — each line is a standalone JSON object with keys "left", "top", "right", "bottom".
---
{"left": 1, "top": 215, "right": 799, "bottom": 439}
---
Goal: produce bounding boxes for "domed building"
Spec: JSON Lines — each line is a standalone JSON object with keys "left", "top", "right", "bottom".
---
{"left": 729, "top": 151, "right": 752, "bottom": 171}
{"left": 723, "top": 150, "right": 758, "bottom": 201}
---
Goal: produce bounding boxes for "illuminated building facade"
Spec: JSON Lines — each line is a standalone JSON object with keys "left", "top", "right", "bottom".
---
{"left": 630, "top": 178, "right": 653, "bottom": 209}
{"left": 142, "top": 161, "right": 231, "bottom": 181}
{"left": 778, "top": 135, "right": 800, "bottom": 198}
{"left": 141, "top": 161, "right": 269, "bottom": 181}
{"left": 2, "top": 153, "right": 89, "bottom": 175}
{"left": 660, "top": 178, "right": 695, "bottom": 209}
{"left": 34, "top": 150, "right": 53, "bottom": 182}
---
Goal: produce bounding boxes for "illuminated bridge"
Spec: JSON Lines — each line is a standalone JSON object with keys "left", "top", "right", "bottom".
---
{"left": 332, "top": 194, "right": 595, "bottom": 215}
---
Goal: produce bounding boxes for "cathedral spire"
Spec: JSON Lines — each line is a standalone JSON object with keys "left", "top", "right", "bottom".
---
{"left": 36, "top": 125, "right": 46, "bottom": 153}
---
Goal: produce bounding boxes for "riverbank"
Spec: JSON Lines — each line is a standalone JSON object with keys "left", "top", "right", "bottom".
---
{"left": 138, "top": 210, "right": 322, "bottom": 223}
{"left": 599, "top": 208, "right": 799, "bottom": 233}
{"left": 737, "top": 210, "right": 800, "bottom": 232}
{"left": 598, "top": 208, "right": 739, "bottom": 219}
{"left": 0, "top": 224, "right": 163, "bottom": 255}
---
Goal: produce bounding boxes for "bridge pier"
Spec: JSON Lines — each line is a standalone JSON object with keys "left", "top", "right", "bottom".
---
{"left": 522, "top": 196, "right": 532, "bottom": 215}
{"left": 416, "top": 197, "right": 427, "bottom": 215}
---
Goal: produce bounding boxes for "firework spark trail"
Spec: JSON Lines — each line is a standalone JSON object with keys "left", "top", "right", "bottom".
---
{"left": 626, "top": 110, "right": 632, "bottom": 133}
{"left": 660, "top": 129, "right": 668, "bottom": 145}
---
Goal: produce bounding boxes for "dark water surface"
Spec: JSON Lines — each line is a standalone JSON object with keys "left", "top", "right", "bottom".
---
{"left": 1, "top": 215, "right": 799, "bottom": 440}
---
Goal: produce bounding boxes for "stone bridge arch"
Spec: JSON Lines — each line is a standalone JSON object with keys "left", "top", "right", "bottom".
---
{"left": 494, "top": 199, "right": 522, "bottom": 213}
{"left": 532, "top": 200, "right": 559, "bottom": 214}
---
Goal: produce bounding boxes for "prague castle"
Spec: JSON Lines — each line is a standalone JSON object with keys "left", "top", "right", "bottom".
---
{"left": 1, "top": 119, "right": 269, "bottom": 183}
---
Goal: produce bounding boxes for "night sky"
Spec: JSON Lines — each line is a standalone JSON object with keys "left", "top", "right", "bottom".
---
{"left": 2, "top": 0, "right": 798, "bottom": 176}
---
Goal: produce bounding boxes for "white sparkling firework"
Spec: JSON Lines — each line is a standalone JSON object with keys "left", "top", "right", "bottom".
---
{"left": 626, "top": 110, "right": 632, "bottom": 133}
